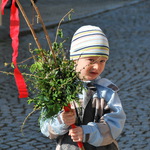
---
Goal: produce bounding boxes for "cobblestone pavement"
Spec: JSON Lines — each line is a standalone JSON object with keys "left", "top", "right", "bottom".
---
{"left": 0, "top": 0, "right": 150, "bottom": 150}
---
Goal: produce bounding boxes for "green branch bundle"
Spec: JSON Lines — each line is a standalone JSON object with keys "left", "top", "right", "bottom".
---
{"left": 28, "top": 47, "right": 83, "bottom": 118}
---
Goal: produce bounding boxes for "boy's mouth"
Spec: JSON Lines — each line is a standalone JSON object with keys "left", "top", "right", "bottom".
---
{"left": 89, "top": 71, "right": 99, "bottom": 75}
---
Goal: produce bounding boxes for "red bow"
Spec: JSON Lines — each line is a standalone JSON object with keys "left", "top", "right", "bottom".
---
{"left": 1, "top": 0, "right": 28, "bottom": 98}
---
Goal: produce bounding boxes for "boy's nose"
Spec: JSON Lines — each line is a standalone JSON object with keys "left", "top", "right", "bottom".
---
{"left": 93, "top": 63, "right": 100, "bottom": 70}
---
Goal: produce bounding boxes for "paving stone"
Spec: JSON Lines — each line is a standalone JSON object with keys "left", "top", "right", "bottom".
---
{"left": 18, "top": 144, "right": 35, "bottom": 149}
{"left": 9, "top": 147, "right": 20, "bottom": 150}
{"left": 0, "top": 144, "right": 10, "bottom": 149}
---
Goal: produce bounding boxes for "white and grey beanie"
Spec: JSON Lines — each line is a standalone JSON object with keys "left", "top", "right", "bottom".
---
{"left": 70, "top": 25, "right": 109, "bottom": 60}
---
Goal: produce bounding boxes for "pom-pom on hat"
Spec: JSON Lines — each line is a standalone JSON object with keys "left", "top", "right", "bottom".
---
{"left": 70, "top": 25, "right": 109, "bottom": 60}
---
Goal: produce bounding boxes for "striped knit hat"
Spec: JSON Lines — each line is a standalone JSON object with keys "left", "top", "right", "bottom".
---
{"left": 70, "top": 25, "right": 109, "bottom": 60}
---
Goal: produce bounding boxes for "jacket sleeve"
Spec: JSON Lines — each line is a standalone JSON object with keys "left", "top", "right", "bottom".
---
{"left": 40, "top": 110, "right": 69, "bottom": 139}
{"left": 81, "top": 85, "right": 126, "bottom": 147}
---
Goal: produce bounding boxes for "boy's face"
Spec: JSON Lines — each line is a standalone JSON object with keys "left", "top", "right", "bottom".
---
{"left": 75, "top": 56, "right": 108, "bottom": 81}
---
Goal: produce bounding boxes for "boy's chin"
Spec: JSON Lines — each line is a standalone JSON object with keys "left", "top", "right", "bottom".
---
{"left": 81, "top": 76, "right": 98, "bottom": 81}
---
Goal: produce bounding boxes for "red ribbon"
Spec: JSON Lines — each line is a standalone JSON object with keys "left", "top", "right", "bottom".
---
{"left": 64, "top": 104, "right": 85, "bottom": 150}
{"left": 1, "top": 0, "right": 28, "bottom": 98}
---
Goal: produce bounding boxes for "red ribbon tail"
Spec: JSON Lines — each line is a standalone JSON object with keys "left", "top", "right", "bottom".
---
{"left": 1, "top": 0, "right": 29, "bottom": 98}
{"left": 10, "top": 0, "right": 28, "bottom": 98}
{"left": 14, "top": 67, "right": 28, "bottom": 98}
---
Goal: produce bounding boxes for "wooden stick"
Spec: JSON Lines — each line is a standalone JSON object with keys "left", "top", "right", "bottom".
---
{"left": 15, "top": 0, "right": 42, "bottom": 50}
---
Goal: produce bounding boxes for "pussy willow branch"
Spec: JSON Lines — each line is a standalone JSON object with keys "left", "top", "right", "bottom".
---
{"left": 30, "top": 0, "right": 57, "bottom": 64}
{"left": 0, "top": 71, "right": 14, "bottom": 76}
{"left": 55, "top": 9, "right": 74, "bottom": 43}
{"left": 21, "top": 107, "right": 40, "bottom": 135}
{"left": 4, "top": 54, "right": 37, "bottom": 66}
{"left": 0, "top": 70, "right": 46, "bottom": 80}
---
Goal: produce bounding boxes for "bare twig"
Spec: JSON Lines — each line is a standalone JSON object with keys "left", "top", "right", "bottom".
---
{"left": 55, "top": 9, "right": 74, "bottom": 42}
{"left": 30, "top": 0, "right": 57, "bottom": 63}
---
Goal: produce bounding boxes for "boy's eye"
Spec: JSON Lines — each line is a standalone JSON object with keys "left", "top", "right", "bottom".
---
{"left": 88, "top": 59, "right": 95, "bottom": 62}
{"left": 87, "top": 58, "right": 107, "bottom": 63}
{"left": 100, "top": 60, "right": 106, "bottom": 63}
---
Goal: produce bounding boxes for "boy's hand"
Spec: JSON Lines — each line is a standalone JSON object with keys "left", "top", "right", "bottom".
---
{"left": 61, "top": 109, "right": 76, "bottom": 126}
{"left": 69, "top": 126, "right": 83, "bottom": 142}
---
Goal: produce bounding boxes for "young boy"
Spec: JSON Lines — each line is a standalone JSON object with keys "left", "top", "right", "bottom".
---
{"left": 40, "top": 25, "right": 126, "bottom": 150}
